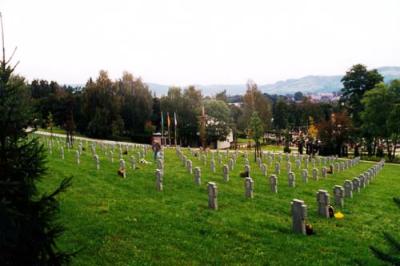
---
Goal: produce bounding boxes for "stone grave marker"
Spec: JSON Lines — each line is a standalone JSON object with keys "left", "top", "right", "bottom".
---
{"left": 260, "top": 163, "right": 267, "bottom": 176}
{"left": 312, "top": 168, "right": 318, "bottom": 180}
{"left": 321, "top": 167, "right": 327, "bottom": 178}
{"left": 194, "top": 167, "right": 201, "bottom": 185}
{"left": 156, "top": 169, "right": 163, "bottom": 191}
{"left": 291, "top": 199, "right": 307, "bottom": 235}
{"left": 333, "top": 185, "right": 344, "bottom": 208}
{"left": 275, "top": 162, "right": 281, "bottom": 175}
{"left": 301, "top": 169, "right": 308, "bottom": 183}
{"left": 352, "top": 178, "right": 360, "bottom": 193}
{"left": 94, "top": 154, "right": 100, "bottom": 170}
{"left": 270, "top": 175, "right": 278, "bottom": 193}
{"left": 210, "top": 159, "right": 216, "bottom": 173}
{"left": 208, "top": 182, "right": 218, "bottom": 210}
{"left": 119, "top": 159, "right": 126, "bottom": 178}
{"left": 223, "top": 164, "right": 229, "bottom": 182}
{"left": 288, "top": 172, "right": 296, "bottom": 187}
{"left": 244, "top": 177, "right": 254, "bottom": 198}
{"left": 316, "top": 189, "right": 330, "bottom": 218}
{"left": 343, "top": 180, "right": 353, "bottom": 198}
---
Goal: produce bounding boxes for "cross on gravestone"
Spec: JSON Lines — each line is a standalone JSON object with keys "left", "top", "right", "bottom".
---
{"left": 193, "top": 167, "right": 201, "bottom": 185}
{"left": 244, "top": 177, "right": 254, "bottom": 198}
{"left": 260, "top": 163, "right": 267, "bottom": 176}
{"left": 208, "top": 182, "right": 218, "bottom": 210}
{"left": 60, "top": 147, "right": 64, "bottom": 160}
{"left": 94, "top": 155, "right": 100, "bottom": 170}
{"left": 130, "top": 156, "right": 136, "bottom": 169}
{"left": 301, "top": 169, "right": 308, "bottom": 183}
{"left": 286, "top": 162, "right": 292, "bottom": 173}
{"left": 312, "top": 168, "right": 319, "bottom": 181}
{"left": 155, "top": 169, "right": 163, "bottom": 191}
{"left": 288, "top": 172, "right": 296, "bottom": 187}
{"left": 223, "top": 164, "right": 229, "bottom": 182}
{"left": 269, "top": 175, "right": 278, "bottom": 193}
{"left": 333, "top": 185, "right": 344, "bottom": 208}
{"left": 275, "top": 162, "right": 281, "bottom": 175}
{"left": 352, "top": 178, "right": 360, "bottom": 193}
{"left": 343, "top": 180, "right": 353, "bottom": 198}
{"left": 186, "top": 160, "right": 193, "bottom": 174}
{"left": 311, "top": 158, "right": 316, "bottom": 168}
{"left": 228, "top": 158, "right": 234, "bottom": 171}
{"left": 210, "top": 159, "right": 216, "bottom": 173}
{"left": 76, "top": 150, "right": 80, "bottom": 165}
{"left": 291, "top": 199, "right": 307, "bottom": 235}
{"left": 316, "top": 190, "right": 330, "bottom": 218}
{"left": 321, "top": 167, "right": 327, "bottom": 178}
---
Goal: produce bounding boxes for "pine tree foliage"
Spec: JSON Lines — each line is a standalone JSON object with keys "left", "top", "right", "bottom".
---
{"left": 0, "top": 16, "right": 72, "bottom": 265}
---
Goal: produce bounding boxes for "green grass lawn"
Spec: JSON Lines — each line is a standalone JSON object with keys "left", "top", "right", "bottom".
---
{"left": 38, "top": 138, "right": 400, "bottom": 265}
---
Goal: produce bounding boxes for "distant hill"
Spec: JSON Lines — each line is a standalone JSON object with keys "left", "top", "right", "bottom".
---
{"left": 147, "top": 66, "right": 400, "bottom": 96}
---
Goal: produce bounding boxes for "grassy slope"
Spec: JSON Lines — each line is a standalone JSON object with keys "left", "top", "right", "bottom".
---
{"left": 39, "top": 142, "right": 400, "bottom": 265}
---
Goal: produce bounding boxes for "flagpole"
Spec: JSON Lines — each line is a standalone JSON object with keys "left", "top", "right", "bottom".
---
{"left": 174, "top": 112, "right": 177, "bottom": 146}
{"left": 161, "top": 112, "right": 164, "bottom": 145}
{"left": 167, "top": 112, "right": 171, "bottom": 146}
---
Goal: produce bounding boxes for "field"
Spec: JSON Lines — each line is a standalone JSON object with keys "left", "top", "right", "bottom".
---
{"left": 38, "top": 138, "right": 400, "bottom": 265}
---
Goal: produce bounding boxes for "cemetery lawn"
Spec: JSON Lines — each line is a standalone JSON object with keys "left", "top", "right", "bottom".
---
{"left": 39, "top": 147, "right": 400, "bottom": 265}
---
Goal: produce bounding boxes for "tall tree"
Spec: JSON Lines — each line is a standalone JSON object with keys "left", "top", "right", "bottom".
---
{"left": 117, "top": 71, "right": 153, "bottom": 140}
{"left": 340, "top": 64, "right": 383, "bottom": 127}
{"left": 239, "top": 80, "right": 272, "bottom": 132}
{"left": 362, "top": 80, "right": 400, "bottom": 161}
{"left": 248, "top": 112, "right": 264, "bottom": 161}
{"left": 204, "top": 100, "right": 231, "bottom": 147}
{"left": 82, "top": 70, "right": 124, "bottom": 138}
{"left": 0, "top": 18, "right": 72, "bottom": 264}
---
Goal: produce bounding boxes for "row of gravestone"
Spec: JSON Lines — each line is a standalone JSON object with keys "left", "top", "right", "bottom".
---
{"left": 178, "top": 146, "right": 361, "bottom": 195}
{"left": 186, "top": 146, "right": 339, "bottom": 170}
{"left": 182, "top": 146, "right": 356, "bottom": 183}
{"left": 42, "top": 135, "right": 150, "bottom": 159}
{"left": 291, "top": 160, "right": 385, "bottom": 234}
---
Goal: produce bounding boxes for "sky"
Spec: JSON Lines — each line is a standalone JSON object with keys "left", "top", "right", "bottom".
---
{"left": 2, "top": 0, "right": 400, "bottom": 86}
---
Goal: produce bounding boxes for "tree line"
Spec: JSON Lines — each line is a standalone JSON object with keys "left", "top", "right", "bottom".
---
{"left": 28, "top": 65, "right": 399, "bottom": 161}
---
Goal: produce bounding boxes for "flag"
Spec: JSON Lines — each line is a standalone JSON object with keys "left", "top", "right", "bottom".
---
{"left": 167, "top": 112, "right": 171, "bottom": 128}
{"left": 174, "top": 112, "right": 177, "bottom": 126}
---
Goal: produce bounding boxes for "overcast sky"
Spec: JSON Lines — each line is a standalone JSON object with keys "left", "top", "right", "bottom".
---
{"left": 2, "top": 0, "right": 400, "bottom": 86}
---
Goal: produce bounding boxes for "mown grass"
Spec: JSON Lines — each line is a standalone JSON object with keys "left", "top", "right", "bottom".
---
{"left": 38, "top": 139, "right": 400, "bottom": 265}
